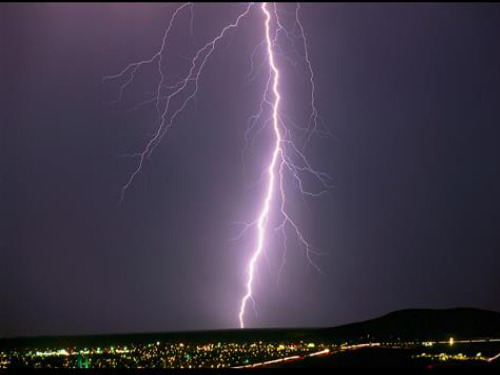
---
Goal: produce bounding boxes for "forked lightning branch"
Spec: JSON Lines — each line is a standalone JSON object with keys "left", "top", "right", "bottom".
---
{"left": 103, "top": 2, "right": 332, "bottom": 329}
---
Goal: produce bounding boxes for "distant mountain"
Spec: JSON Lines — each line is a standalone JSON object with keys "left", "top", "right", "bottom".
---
{"left": 1, "top": 307, "right": 499, "bottom": 350}
{"left": 318, "top": 307, "right": 500, "bottom": 342}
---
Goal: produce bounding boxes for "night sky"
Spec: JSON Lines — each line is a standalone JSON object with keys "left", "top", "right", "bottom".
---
{"left": 2, "top": 3, "right": 500, "bottom": 338}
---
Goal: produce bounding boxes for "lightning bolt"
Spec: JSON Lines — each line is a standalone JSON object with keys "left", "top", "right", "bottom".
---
{"left": 238, "top": 3, "right": 331, "bottom": 328}
{"left": 238, "top": 3, "right": 282, "bottom": 329}
{"left": 103, "top": 2, "right": 332, "bottom": 330}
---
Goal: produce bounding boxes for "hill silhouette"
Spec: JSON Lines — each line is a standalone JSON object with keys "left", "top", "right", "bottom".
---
{"left": 317, "top": 307, "right": 500, "bottom": 342}
{"left": 1, "top": 307, "right": 499, "bottom": 350}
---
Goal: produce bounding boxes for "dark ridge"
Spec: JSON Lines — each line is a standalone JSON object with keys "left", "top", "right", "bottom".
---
{"left": 1, "top": 307, "right": 499, "bottom": 350}
{"left": 317, "top": 307, "right": 500, "bottom": 342}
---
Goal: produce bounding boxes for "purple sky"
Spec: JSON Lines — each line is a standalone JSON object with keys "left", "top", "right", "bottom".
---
{"left": 2, "top": 3, "right": 500, "bottom": 338}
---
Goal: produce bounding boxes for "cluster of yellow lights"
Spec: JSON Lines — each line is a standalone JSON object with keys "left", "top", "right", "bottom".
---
{"left": 417, "top": 352, "right": 486, "bottom": 362}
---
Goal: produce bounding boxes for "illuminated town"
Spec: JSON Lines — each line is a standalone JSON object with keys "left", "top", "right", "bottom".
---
{"left": 0, "top": 340, "right": 331, "bottom": 369}
{"left": 1, "top": 337, "right": 499, "bottom": 368}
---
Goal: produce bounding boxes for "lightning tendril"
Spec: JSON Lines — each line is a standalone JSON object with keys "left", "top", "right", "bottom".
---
{"left": 103, "top": 2, "right": 332, "bottom": 329}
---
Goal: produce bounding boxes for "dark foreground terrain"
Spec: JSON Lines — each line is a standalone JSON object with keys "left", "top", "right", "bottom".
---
{"left": 271, "top": 345, "right": 500, "bottom": 369}
{"left": 1, "top": 308, "right": 500, "bottom": 369}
